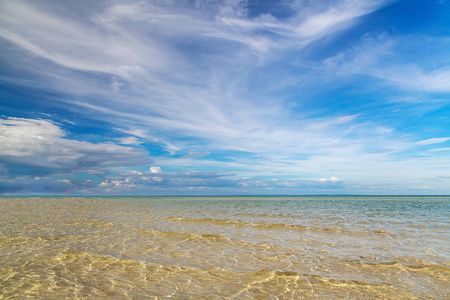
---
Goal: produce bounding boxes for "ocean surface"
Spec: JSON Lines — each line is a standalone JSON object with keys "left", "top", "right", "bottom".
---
{"left": 0, "top": 196, "right": 449, "bottom": 299}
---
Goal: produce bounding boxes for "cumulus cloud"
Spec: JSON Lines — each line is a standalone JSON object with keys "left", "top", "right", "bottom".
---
{"left": 85, "top": 169, "right": 352, "bottom": 195}
{"left": 318, "top": 176, "right": 342, "bottom": 182}
{"left": 0, "top": 117, "right": 151, "bottom": 177}
{"left": 150, "top": 166, "right": 162, "bottom": 173}
{"left": 93, "top": 169, "right": 241, "bottom": 194}
{"left": 411, "top": 185, "right": 434, "bottom": 191}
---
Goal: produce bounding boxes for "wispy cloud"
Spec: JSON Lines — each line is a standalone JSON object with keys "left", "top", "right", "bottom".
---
{"left": 323, "top": 32, "right": 450, "bottom": 94}
{"left": 429, "top": 148, "right": 450, "bottom": 152}
{"left": 1, "top": 0, "right": 450, "bottom": 195}
{"left": 374, "top": 66, "right": 450, "bottom": 93}
{"left": 182, "top": 152, "right": 211, "bottom": 159}
{"left": 117, "top": 136, "right": 142, "bottom": 145}
{"left": 416, "top": 137, "right": 450, "bottom": 146}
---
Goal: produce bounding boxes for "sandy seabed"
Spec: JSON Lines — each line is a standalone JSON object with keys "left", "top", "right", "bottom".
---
{"left": 1, "top": 196, "right": 449, "bottom": 299}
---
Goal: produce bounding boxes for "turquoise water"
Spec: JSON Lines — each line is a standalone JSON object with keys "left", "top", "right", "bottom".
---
{"left": 1, "top": 196, "right": 449, "bottom": 298}
{"left": 112, "top": 196, "right": 450, "bottom": 266}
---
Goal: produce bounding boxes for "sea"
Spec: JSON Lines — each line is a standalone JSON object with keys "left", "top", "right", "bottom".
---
{"left": 0, "top": 196, "right": 449, "bottom": 299}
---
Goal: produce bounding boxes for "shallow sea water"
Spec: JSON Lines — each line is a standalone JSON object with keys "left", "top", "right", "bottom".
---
{"left": 0, "top": 196, "right": 449, "bottom": 299}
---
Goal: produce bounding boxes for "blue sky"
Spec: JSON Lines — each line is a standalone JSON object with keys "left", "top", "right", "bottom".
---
{"left": 1, "top": 0, "right": 450, "bottom": 195}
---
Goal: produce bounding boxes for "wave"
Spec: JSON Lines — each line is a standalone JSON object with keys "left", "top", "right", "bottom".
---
{"left": 362, "top": 260, "right": 450, "bottom": 273}
{"left": 134, "top": 227, "right": 233, "bottom": 244}
{"left": 166, "top": 216, "right": 394, "bottom": 237}
{"left": 245, "top": 267, "right": 393, "bottom": 286}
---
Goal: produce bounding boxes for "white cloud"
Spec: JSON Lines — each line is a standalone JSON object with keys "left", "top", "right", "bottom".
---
{"left": 0, "top": 1, "right": 168, "bottom": 77}
{"left": 323, "top": 33, "right": 450, "bottom": 94}
{"left": 318, "top": 176, "right": 342, "bottom": 182}
{"left": 416, "top": 137, "right": 450, "bottom": 146}
{"left": 411, "top": 185, "right": 434, "bottom": 190}
{"left": 429, "top": 148, "right": 450, "bottom": 152}
{"left": 85, "top": 168, "right": 353, "bottom": 195}
{"left": 307, "top": 114, "right": 360, "bottom": 130}
{"left": 57, "top": 179, "right": 71, "bottom": 183}
{"left": 0, "top": 0, "right": 395, "bottom": 161}
{"left": 375, "top": 66, "right": 450, "bottom": 93}
{"left": 293, "top": 0, "right": 387, "bottom": 39}
{"left": 117, "top": 136, "right": 142, "bottom": 145}
{"left": 0, "top": 117, "right": 151, "bottom": 176}
{"left": 150, "top": 166, "right": 162, "bottom": 173}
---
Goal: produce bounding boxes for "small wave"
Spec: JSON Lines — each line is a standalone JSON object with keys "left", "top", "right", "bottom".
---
{"left": 245, "top": 267, "right": 392, "bottom": 287}
{"left": 371, "top": 229, "right": 390, "bottom": 235}
{"left": 248, "top": 267, "right": 301, "bottom": 279}
{"left": 362, "top": 260, "right": 450, "bottom": 273}
{"left": 135, "top": 227, "right": 231, "bottom": 243}
{"left": 166, "top": 216, "right": 392, "bottom": 237}
{"left": 233, "top": 212, "right": 295, "bottom": 218}
{"left": 200, "top": 234, "right": 230, "bottom": 241}
{"left": 166, "top": 216, "right": 247, "bottom": 226}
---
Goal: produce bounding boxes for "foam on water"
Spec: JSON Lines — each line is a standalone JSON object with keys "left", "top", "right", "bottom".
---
{"left": 0, "top": 196, "right": 449, "bottom": 299}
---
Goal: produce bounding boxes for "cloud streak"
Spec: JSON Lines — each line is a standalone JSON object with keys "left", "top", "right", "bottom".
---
{"left": 416, "top": 137, "right": 450, "bottom": 146}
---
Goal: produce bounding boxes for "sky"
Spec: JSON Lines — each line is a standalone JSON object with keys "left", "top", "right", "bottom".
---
{"left": 1, "top": 0, "right": 450, "bottom": 196}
